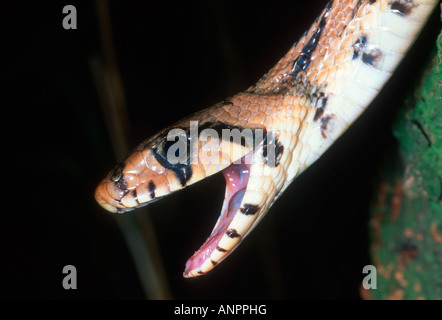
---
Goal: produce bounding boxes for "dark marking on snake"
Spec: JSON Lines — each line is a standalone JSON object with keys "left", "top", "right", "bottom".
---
{"left": 240, "top": 204, "right": 260, "bottom": 216}
{"left": 352, "top": 36, "right": 367, "bottom": 60}
{"left": 198, "top": 121, "right": 262, "bottom": 149}
{"left": 179, "top": 166, "right": 193, "bottom": 187}
{"left": 293, "top": 74, "right": 328, "bottom": 106}
{"left": 369, "top": 0, "right": 376, "bottom": 4}
{"left": 113, "top": 174, "right": 129, "bottom": 198}
{"left": 317, "top": 93, "right": 328, "bottom": 109}
{"left": 247, "top": 0, "right": 334, "bottom": 97}
{"left": 274, "top": 139, "right": 284, "bottom": 167}
{"left": 355, "top": 0, "right": 363, "bottom": 13}
{"left": 314, "top": 108, "right": 325, "bottom": 122}
{"left": 313, "top": 95, "right": 328, "bottom": 122}
{"left": 211, "top": 260, "right": 218, "bottom": 266}
{"left": 262, "top": 134, "right": 284, "bottom": 167}
{"left": 352, "top": 36, "right": 383, "bottom": 68}
{"left": 153, "top": 146, "right": 193, "bottom": 187}
{"left": 198, "top": 271, "right": 205, "bottom": 275}
{"left": 390, "top": 0, "right": 418, "bottom": 16}
{"left": 216, "top": 246, "right": 228, "bottom": 252}
{"left": 226, "top": 228, "right": 241, "bottom": 238}
{"left": 131, "top": 190, "right": 140, "bottom": 204}
{"left": 148, "top": 181, "right": 156, "bottom": 199}
{"left": 362, "top": 48, "right": 383, "bottom": 67}
{"left": 290, "top": 0, "right": 333, "bottom": 78}
{"left": 320, "top": 114, "right": 336, "bottom": 139}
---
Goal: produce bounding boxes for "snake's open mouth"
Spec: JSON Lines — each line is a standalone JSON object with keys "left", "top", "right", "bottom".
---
{"left": 183, "top": 153, "right": 252, "bottom": 277}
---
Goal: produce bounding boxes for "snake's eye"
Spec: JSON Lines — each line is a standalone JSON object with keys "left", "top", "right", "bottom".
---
{"left": 153, "top": 129, "right": 194, "bottom": 186}
{"left": 155, "top": 129, "right": 191, "bottom": 169}
{"left": 163, "top": 139, "right": 181, "bottom": 158}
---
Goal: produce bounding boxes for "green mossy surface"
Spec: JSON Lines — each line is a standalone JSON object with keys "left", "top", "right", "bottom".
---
{"left": 368, "top": 20, "right": 442, "bottom": 300}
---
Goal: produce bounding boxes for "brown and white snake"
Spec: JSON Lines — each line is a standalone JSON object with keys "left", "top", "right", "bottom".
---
{"left": 95, "top": 0, "right": 438, "bottom": 277}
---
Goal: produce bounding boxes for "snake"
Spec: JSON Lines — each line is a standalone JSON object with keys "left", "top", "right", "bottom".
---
{"left": 95, "top": 0, "right": 438, "bottom": 278}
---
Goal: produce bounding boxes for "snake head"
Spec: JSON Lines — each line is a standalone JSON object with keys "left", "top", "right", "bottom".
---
{"left": 95, "top": 101, "right": 287, "bottom": 277}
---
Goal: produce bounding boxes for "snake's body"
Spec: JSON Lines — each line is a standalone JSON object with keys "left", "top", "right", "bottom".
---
{"left": 95, "top": 0, "right": 438, "bottom": 277}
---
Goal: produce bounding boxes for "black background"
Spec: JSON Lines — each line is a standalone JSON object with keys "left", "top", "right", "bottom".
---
{"left": 3, "top": 1, "right": 439, "bottom": 299}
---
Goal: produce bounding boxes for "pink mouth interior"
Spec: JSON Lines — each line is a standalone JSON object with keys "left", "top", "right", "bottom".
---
{"left": 184, "top": 155, "right": 251, "bottom": 275}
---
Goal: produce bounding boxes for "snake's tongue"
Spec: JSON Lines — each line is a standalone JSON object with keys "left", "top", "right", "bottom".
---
{"left": 184, "top": 155, "right": 251, "bottom": 277}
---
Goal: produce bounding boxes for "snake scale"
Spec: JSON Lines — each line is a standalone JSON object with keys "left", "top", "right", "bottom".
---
{"left": 95, "top": 0, "right": 438, "bottom": 277}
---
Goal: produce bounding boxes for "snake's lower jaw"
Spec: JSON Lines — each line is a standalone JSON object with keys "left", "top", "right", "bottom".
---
{"left": 183, "top": 150, "right": 278, "bottom": 278}
{"left": 183, "top": 154, "right": 252, "bottom": 277}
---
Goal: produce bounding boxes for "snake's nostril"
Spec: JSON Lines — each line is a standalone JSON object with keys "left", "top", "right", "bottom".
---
{"left": 110, "top": 166, "right": 123, "bottom": 182}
